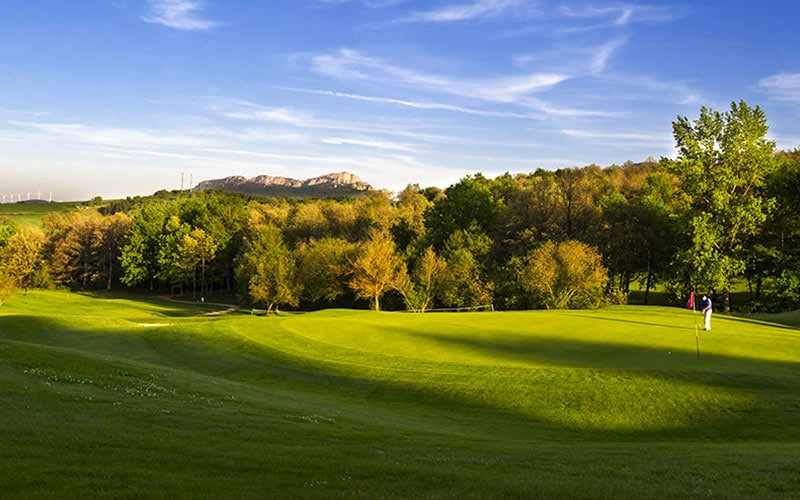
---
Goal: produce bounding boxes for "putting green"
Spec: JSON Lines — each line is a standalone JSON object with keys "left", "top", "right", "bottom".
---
{"left": 1, "top": 291, "right": 798, "bottom": 497}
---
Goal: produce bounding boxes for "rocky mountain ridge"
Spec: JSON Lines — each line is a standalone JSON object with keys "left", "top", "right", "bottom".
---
{"left": 194, "top": 171, "right": 372, "bottom": 193}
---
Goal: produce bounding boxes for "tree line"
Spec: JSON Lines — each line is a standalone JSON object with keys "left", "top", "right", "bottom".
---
{"left": 1, "top": 101, "right": 799, "bottom": 313}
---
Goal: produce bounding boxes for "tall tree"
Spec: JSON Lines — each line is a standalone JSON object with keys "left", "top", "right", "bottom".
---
{"left": 0, "top": 226, "right": 47, "bottom": 294}
{"left": 392, "top": 184, "right": 432, "bottom": 255}
{"left": 439, "top": 228, "right": 494, "bottom": 308}
{"left": 554, "top": 167, "right": 602, "bottom": 241}
{"left": 120, "top": 203, "right": 169, "bottom": 290}
{"left": 179, "top": 227, "right": 218, "bottom": 298}
{"left": 424, "top": 175, "right": 497, "bottom": 250}
{"left": 236, "top": 224, "right": 300, "bottom": 314}
{"left": 295, "top": 237, "right": 357, "bottom": 305}
{"left": 45, "top": 211, "right": 105, "bottom": 289}
{"left": 750, "top": 150, "right": 800, "bottom": 308}
{"left": 348, "top": 229, "right": 407, "bottom": 311}
{"left": 669, "top": 100, "right": 776, "bottom": 311}
{"left": 156, "top": 215, "right": 193, "bottom": 295}
{"left": 403, "top": 246, "right": 447, "bottom": 312}
{"left": 99, "top": 212, "right": 132, "bottom": 291}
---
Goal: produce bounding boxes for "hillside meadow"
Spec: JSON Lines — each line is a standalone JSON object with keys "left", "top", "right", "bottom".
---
{"left": 0, "top": 201, "right": 81, "bottom": 228}
{"left": 1, "top": 291, "right": 798, "bottom": 497}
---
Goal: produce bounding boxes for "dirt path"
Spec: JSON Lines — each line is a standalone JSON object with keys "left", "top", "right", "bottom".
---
{"left": 156, "top": 295, "right": 241, "bottom": 316}
{"left": 198, "top": 305, "right": 240, "bottom": 316}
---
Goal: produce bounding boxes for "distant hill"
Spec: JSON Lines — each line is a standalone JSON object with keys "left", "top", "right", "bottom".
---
{"left": 193, "top": 171, "right": 374, "bottom": 198}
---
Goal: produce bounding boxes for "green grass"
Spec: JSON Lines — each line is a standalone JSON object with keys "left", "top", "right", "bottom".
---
{"left": 1, "top": 291, "right": 799, "bottom": 498}
{"left": 0, "top": 201, "right": 81, "bottom": 227}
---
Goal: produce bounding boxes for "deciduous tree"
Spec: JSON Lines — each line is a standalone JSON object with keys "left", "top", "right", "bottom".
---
{"left": 0, "top": 271, "right": 17, "bottom": 307}
{"left": 236, "top": 224, "right": 300, "bottom": 314}
{"left": 348, "top": 229, "right": 407, "bottom": 311}
{"left": 518, "top": 240, "right": 608, "bottom": 309}
{"left": 403, "top": 246, "right": 446, "bottom": 312}
{"left": 669, "top": 100, "right": 776, "bottom": 311}
{"left": 179, "top": 227, "right": 217, "bottom": 298}
{"left": 295, "top": 237, "right": 357, "bottom": 304}
{"left": 424, "top": 175, "right": 496, "bottom": 250}
{"left": 439, "top": 228, "right": 493, "bottom": 308}
{"left": 0, "top": 226, "right": 47, "bottom": 294}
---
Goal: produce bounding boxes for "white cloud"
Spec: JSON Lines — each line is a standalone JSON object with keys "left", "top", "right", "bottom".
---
{"left": 401, "top": 0, "right": 531, "bottom": 23}
{"left": 558, "top": 4, "right": 681, "bottom": 29}
{"left": 142, "top": 0, "right": 218, "bottom": 31}
{"left": 605, "top": 74, "right": 701, "bottom": 105}
{"left": 759, "top": 73, "right": 800, "bottom": 104}
{"left": 321, "top": 136, "right": 413, "bottom": 152}
{"left": 560, "top": 128, "right": 673, "bottom": 148}
{"left": 590, "top": 37, "right": 627, "bottom": 74}
{"left": 309, "top": 48, "right": 566, "bottom": 104}
{"left": 277, "top": 86, "right": 543, "bottom": 119}
{"left": 13, "top": 121, "right": 214, "bottom": 148}
{"left": 315, "top": 0, "right": 406, "bottom": 7}
{"left": 0, "top": 107, "right": 49, "bottom": 117}
{"left": 222, "top": 106, "right": 317, "bottom": 127}
{"left": 523, "top": 98, "right": 623, "bottom": 118}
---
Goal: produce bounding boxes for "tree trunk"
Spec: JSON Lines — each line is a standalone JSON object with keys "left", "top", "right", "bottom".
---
{"left": 201, "top": 257, "right": 206, "bottom": 298}
{"left": 644, "top": 255, "right": 654, "bottom": 306}
{"left": 373, "top": 294, "right": 380, "bottom": 311}
{"left": 107, "top": 258, "right": 113, "bottom": 291}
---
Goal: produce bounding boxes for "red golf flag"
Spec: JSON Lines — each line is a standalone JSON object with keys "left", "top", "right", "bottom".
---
{"left": 686, "top": 291, "right": 695, "bottom": 310}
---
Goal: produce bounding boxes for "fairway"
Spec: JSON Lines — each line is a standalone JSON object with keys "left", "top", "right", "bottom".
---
{"left": 1, "top": 291, "right": 799, "bottom": 498}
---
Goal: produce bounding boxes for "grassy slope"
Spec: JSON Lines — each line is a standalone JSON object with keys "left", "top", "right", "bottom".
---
{"left": 0, "top": 202, "right": 80, "bottom": 227}
{"left": 1, "top": 292, "right": 798, "bottom": 498}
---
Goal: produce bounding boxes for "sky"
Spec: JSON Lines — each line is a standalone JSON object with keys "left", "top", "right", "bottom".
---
{"left": 1, "top": 1, "right": 799, "bottom": 202}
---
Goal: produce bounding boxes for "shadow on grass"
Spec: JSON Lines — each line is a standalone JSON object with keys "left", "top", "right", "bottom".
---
{"left": 2, "top": 311, "right": 800, "bottom": 444}
{"left": 740, "top": 310, "right": 800, "bottom": 330}
{"left": 74, "top": 290, "right": 233, "bottom": 318}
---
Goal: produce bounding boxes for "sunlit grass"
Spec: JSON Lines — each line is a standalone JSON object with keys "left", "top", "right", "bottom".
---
{"left": 1, "top": 291, "right": 799, "bottom": 497}
{"left": 0, "top": 201, "right": 78, "bottom": 227}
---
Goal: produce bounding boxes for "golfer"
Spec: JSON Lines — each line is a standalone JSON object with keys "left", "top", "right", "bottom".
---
{"left": 700, "top": 295, "right": 712, "bottom": 330}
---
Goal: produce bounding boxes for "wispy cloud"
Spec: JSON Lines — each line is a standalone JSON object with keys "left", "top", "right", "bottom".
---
{"left": 400, "top": 0, "right": 531, "bottom": 23}
{"left": 0, "top": 107, "right": 49, "bottom": 117}
{"left": 309, "top": 48, "right": 566, "bottom": 104}
{"left": 302, "top": 50, "right": 637, "bottom": 118}
{"left": 590, "top": 37, "right": 627, "bottom": 74}
{"left": 315, "top": 0, "right": 406, "bottom": 7}
{"left": 221, "top": 105, "right": 317, "bottom": 127}
{"left": 603, "top": 74, "right": 701, "bottom": 105}
{"left": 558, "top": 3, "right": 683, "bottom": 30}
{"left": 142, "top": 0, "right": 218, "bottom": 31}
{"left": 512, "top": 36, "right": 628, "bottom": 78}
{"left": 13, "top": 121, "right": 215, "bottom": 148}
{"left": 560, "top": 128, "right": 673, "bottom": 148}
{"left": 276, "top": 86, "right": 543, "bottom": 119}
{"left": 759, "top": 73, "right": 800, "bottom": 104}
{"left": 524, "top": 98, "right": 623, "bottom": 118}
{"left": 321, "top": 136, "right": 413, "bottom": 151}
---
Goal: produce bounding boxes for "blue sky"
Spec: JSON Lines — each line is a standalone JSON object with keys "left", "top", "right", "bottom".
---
{"left": 1, "top": 0, "right": 799, "bottom": 201}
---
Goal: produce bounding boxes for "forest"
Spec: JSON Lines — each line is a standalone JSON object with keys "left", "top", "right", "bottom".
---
{"left": 1, "top": 101, "right": 799, "bottom": 313}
